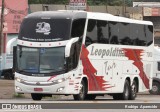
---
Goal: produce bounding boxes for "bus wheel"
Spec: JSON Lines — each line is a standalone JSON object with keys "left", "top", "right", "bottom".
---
{"left": 120, "top": 80, "right": 130, "bottom": 100}
{"left": 113, "top": 94, "right": 121, "bottom": 100}
{"left": 129, "top": 80, "right": 137, "bottom": 100}
{"left": 31, "top": 93, "right": 42, "bottom": 101}
{"left": 149, "top": 82, "right": 160, "bottom": 95}
{"left": 73, "top": 80, "right": 87, "bottom": 100}
{"left": 85, "top": 94, "right": 96, "bottom": 100}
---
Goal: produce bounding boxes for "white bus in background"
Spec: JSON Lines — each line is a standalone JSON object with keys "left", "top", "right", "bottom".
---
{"left": 0, "top": 35, "right": 17, "bottom": 79}
{"left": 149, "top": 46, "right": 160, "bottom": 95}
{"left": 14, "top": 10, "right": 154, "bottom": 101}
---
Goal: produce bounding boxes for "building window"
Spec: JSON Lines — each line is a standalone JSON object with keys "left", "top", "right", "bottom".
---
{"left": 43, "top": 5, "right": 49, "bottom": 11}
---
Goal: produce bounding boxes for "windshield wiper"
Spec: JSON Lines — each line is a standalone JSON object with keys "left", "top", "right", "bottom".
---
{"left": 18, "top": 69, "right": 38, "bottom": 72}
{"left": 40, "top": 68, "right": 56, "bottom": 70}
{"left": 40, "top": 68, "right": 65, "bottom": 72}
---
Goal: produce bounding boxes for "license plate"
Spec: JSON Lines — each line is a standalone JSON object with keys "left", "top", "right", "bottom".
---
{"left": 34, "top": 88, "right": 43, "bottom": 91}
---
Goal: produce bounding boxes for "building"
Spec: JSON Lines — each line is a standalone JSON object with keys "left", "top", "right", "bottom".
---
{"left": 0, "top": 0, "right": 28, "bottom": 77}
{"left": 133, "top": 2, "right": 160, "bottom": 45}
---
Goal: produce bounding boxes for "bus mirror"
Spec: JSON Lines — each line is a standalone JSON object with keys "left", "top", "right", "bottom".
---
{"left": 13, "top": 46, "right": 17, "bottom": 71}
{"left": 65, "top": 37, "right": 79, "bottom": 57}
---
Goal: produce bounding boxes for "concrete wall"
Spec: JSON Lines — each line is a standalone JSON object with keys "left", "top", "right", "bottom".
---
{"left": 29, "top": 4, "right": 160, "bottom": 39}
{"left": 29, "top": 4, "right": 142, "bottom": 17}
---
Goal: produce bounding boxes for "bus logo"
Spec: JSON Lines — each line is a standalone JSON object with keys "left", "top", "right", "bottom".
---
{"left": 36, "top": 82, "right": 40, "bottom": 85}
{"left": 36, "top": 22, "right": 51, "bottom": 35}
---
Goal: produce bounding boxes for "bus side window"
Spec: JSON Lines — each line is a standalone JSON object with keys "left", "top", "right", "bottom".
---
{"left": 71, "top": 19, "right": 86, "bottom": 38}
{"left": 110, "top": 36, "right": 119, "bottom": 44}
{"left": 130, "top": 23, "right": 138, "bottom": 46}
{"left": 137, "top": 24, "right": 146, "bottom": 46}
{"left": 86, "top": 19, "right": 97, "bottom": 46}
{"left": 85, "top": 36, "right": 93, "bottom": 46}
{"left": 131, "top": 24, "right": 146, "bottom": 46}
{"left": 97, "top": 20, "right": 109, "bottom": 44}
{"left": 108, "top": 21, "right": 119, "bottom": 44}
{"left": 119, "top": 22, "right": 131, "bottom": 45}
{"left": 145, "top": 25, "right": 153, "bottom": 46}
{"left": 67, "top": 42, "right": 81, "bottom": 71}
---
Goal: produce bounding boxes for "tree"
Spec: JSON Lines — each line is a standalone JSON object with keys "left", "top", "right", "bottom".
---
{"left": 28, "top": 0, "right": 68, "bottom": 4}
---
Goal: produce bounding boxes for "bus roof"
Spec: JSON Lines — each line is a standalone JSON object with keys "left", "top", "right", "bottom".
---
{"left": 25, "top": 10, "right": 87, "bottom": 19}
{"left": 26, "top": 10, "right": 153, "bottom": 25}
{"left": 86, "top": 11, "right": 153, "bottom": 25}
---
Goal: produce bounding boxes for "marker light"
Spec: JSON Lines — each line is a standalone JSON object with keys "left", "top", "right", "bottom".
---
{"left": 16, "top": 86, "right": 22, "bottom": 91}
{"left": 57, "top": 87, "right": 65, "bottom": 92}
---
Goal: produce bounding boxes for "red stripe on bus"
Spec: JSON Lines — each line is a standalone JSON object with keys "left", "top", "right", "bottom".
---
{"left": 123, "top": 48, "right": 149, "bottom": 89}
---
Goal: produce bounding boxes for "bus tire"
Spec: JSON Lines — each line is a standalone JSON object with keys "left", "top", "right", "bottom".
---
{"left": 129, "top": 80, "right": 137, "bottom": 100}
{"left": 113, "top": 94, "right": 121, "bottom": 100}
{"left": 85, "top": 94, "right": 96, "bottom": 100}
{"left": 73, "top": 80, "right": 87, "bottom": 100}
{"left": 120, "top": 80, "right": 130, "bottom": 100}
{"left": 31, "top": 93, "right": 42, "bottom": 101}
{"left": 149, "top": 82, "right": 160, "bottom": 95}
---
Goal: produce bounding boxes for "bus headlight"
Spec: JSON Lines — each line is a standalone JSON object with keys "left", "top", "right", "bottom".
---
{"left": 52, "top": 78, "right": 65, "bottom": 84}
{"left": 15, "top": 77, "right": 25, "bottom": 83}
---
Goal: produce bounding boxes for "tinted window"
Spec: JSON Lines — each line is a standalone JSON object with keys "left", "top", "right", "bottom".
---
{"left": 109, "top": 21, "right": 119, "bottom": 44}
{"left": 19, "top": 18, "right": 72, "bottom": 42}
{"left": 145, "top": 25, "right": 153, "bottom": 46}
{"left": 137, "top": 24, "right": 146, "bottom": 46}
{"left": 67, "top": 42, "right": 81, "bottom": 70}
{"left": 85, "top": 19, "right": 153, "bottom": 47}
{"left": 130, "top": 24, "right": 148, "bottom": 46}
{"left": 119, "top": 22, "right": 131, "bottom": 45}
{"left": 130, "top": 23, "right": 138, "bottom": 45}
{"left": 97, "top": 20, "right": 109, "bottom": 44}
{"left": 86, "top": 19, "right": 97, "bottom": 46}
{"left": 71, "top": 19, "right": 86, "bottom": 38}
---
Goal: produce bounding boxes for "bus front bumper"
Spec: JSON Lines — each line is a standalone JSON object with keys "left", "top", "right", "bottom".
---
{"left": 15, "top": 79, "right": 78, "bottom": 95}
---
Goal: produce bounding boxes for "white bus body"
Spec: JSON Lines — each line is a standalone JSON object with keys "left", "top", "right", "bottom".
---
{"left": 0, "top": 34, "right": 17, "bottom": 79}
{"left": 14, "top": 10, "right": 154, "bottom": 100}
{"left": 149, "top": 47, "right": 160, "bottom": 94}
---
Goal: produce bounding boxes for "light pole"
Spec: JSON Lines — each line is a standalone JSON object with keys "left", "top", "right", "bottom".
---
{"left": 122, "top": 0, "right": 127, "bottom": 17}
{"left": 0, "top": 0, "right": 4, "bottom": 55}
{"left": 106, "top": 0, "right": 108, "bottom": 13}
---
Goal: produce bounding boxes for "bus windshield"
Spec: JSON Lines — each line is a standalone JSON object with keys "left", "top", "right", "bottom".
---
{"left": 17, "top": 46, "right": 66, "bottom": 74}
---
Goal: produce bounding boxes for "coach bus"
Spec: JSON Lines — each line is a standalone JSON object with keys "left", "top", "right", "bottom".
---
{"left": 149, "top": 46, "right": 160, "bottom": 95}
{"left": 14, "top": 10, "right": 154, "bottom": 100}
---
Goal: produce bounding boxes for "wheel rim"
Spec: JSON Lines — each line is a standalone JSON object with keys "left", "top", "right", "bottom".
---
{"left": 152, "top": 85, "right": 158, "bottom": 92}
{"left": 79, "top": 84, "right": 84, "bottom": 98}
{"left": 132, "top": 84, "right": 136, "bottom": 97}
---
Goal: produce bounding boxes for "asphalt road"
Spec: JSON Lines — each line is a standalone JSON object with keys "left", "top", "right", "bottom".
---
{"left": 0, "top": 94, "right": 160, "bottom": 112}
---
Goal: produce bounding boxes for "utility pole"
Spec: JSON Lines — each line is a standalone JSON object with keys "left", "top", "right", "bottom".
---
{"left": 0, "top": 0, "right": 4, "bottom": 55}
{"left": 122, "top": 0, "right": 126, "bottom": 17}
{"left": 106, "top": 0, "right": 108, "bottom": 13}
